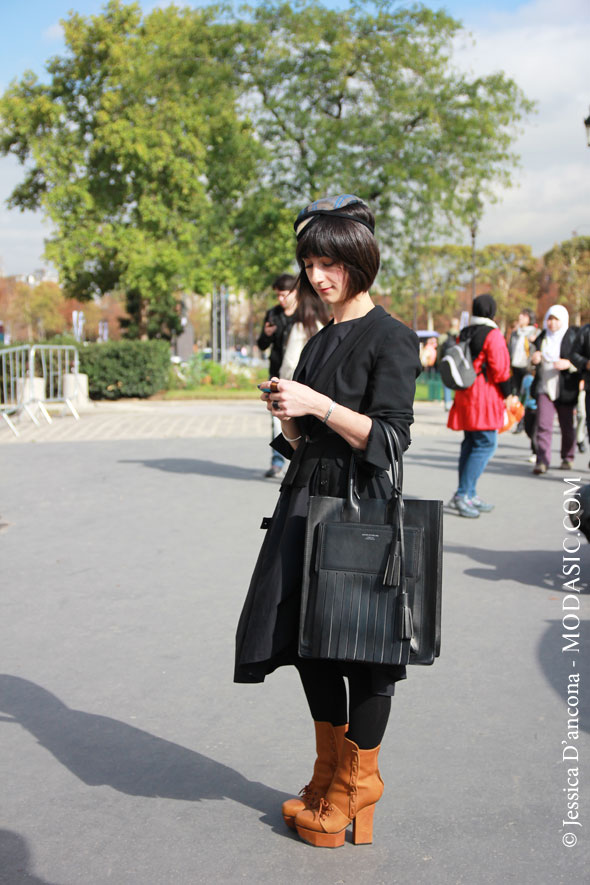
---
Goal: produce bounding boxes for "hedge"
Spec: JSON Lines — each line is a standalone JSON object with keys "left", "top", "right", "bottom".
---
{"left": 79, "top": 340, "right": 170, "bottom": 399}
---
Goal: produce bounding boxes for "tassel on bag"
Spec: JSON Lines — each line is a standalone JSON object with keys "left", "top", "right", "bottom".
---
{"left": 383, "top": 537, "right": 401, "bottom": 587}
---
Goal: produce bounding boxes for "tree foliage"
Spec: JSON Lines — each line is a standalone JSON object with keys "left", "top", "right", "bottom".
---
{"left": 238, "top": 0, "right": 534, "bottom": 274}
{"left": 0, "top": 0, "right": 534, "bottom": 336}
{"left": 0, "top": 1, "right": 260, "bottom": 337}
{"left": 476, "top": 244, "right": 537, "bottom": 329}
{"left": 543, "top": 236, "right": 590, "bottom": 326}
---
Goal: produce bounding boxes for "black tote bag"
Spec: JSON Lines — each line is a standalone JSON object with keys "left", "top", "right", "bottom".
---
{"left": 298, "top": 424, "right": 442, "bottom": 667}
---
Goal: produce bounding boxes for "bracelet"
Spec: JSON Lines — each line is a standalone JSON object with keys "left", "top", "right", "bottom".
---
{"left": 283, "top": 433, "right": 302, "bottom": 442}
{"left": 322, "top": 400, "right": 336, "bottom": 424}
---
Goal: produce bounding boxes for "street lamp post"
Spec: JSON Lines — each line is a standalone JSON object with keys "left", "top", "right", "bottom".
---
{"left": 468, "top": 190, "right": 482, "bottom": 301}
{"left": 470, "top": 216, "right": 478, "bottom": 301}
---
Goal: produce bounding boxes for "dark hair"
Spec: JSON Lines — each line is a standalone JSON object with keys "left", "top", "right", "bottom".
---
{"left": 295, "top": 286, "right": 331, "bottom": 338}
{"left": 295, "top": 202, "right": 380, "bottom": 302}
{"left": 272, "top": 273, "right": 297, "bottom": 292}
{"left": 520, "top": 308, "right": 536, "bottom": 324}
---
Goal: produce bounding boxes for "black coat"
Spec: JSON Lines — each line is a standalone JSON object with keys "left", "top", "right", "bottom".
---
{"left": 570, "top": 323, "right": 590, "bottom": 382}
{"left": 257, "top": 306, "right": 295, "bottom": 378}
{"left": 272, "top": 306, "right": 421, "bottom": 496}
{"left": 235, "top": 306, "right": 421, "bottom": 693}
{"left": 531, "top": 327, "right": 580, "bottom": 405}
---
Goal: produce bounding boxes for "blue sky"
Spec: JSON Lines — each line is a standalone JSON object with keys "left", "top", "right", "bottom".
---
{"left": 0, "top": 0, "right": 523, "bottom": 88}
{"left": 1, "top": 0, "right": 589, "bottom": 274}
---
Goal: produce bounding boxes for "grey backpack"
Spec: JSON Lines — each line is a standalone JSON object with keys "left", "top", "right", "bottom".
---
{"left": 439, "top": 333, "right": 479, "bottom": 390}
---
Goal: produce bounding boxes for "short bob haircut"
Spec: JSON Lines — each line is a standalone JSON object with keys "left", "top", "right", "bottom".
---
{"left": 295, "top": 201, "right": 380, "bottom": 303}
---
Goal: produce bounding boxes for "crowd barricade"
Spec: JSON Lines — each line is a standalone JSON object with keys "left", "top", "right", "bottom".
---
{"left": 30, "top": 345, "right": 81, "bottom": 421}
{"left": 1, "top": 346, "right": 39, "bottom": 435}
{"left": 0, "top": 344, "right": 81, "bottom": 436}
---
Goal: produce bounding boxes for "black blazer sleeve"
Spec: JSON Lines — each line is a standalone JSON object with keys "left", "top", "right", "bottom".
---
{"left": 361, "top": 320, "right": 421, "bottom": 469}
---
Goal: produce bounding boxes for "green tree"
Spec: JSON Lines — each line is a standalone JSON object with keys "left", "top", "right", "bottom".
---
{"left": 1, "top": 0, "right": 534, "bottom": 335}
{"left": 543, "top": 237, "right": 590, "bottom": 326}
{"left": 0, "top": 1, "right": 261, "bottom": 338}
{"left": 476, "top": 244, "right": 537, "bottom": 330}
{"left": 384, "top": 244, "right": 471, "bottom": 328}
{"left": 8, "top": 281, "right": 66, "bottom": 340}
{"left": 238, "top": 0, "right": 534, "bottom": 282}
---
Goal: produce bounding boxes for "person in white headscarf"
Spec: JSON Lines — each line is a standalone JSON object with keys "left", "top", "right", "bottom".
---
{"left": 530, "top": 304, "right": 580, "bottom": 474}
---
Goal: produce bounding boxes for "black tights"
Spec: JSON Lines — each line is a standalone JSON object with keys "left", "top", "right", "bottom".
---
{"left": 295, "top": 660, "right": 391, "bottom": 750}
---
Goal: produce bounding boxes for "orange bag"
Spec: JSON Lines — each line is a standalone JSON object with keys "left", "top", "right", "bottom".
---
{"left": 499, "top": 399, "right": 525, "bottom": 433}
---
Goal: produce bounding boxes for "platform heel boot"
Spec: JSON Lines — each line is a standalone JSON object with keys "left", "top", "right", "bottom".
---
{"left": 282, "top": 722, "right": 348, "bottom": 829}
{"left": 294, "top": 737, "right": 383, "bottom": 848}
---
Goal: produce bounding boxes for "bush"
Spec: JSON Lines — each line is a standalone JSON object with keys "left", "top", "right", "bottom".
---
{"left": 79, "top": 340, "right": 170, "bottom": 399}
{"left": 169, "top": 354, "right": 267, "bottom": 391}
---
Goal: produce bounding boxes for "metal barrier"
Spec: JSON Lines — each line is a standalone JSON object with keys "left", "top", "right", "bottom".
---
{"left": 30, "top": 345, "right": 80, "bottom": 421}
{"left": 0, "top": 344, "right": 80, "bottom": 436}
{"left": 0, "top": 346, "right": 38, "bottom": 435}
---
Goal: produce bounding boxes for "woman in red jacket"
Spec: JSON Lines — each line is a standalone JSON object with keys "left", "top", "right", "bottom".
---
{"left": 447, "top": 294, "right": 514, "bottom": 518}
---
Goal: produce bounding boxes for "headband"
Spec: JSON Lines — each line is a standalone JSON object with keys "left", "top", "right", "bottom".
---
{"left": 294, "top": 194, "right": 375, "bottom": 239}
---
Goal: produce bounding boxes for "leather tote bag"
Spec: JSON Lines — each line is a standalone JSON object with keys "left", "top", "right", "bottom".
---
{"left": 298, "top": 423, "right": 442, "bottom": 667}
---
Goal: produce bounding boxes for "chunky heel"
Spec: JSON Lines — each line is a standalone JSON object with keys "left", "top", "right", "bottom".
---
{"left": 352, "top": 803, "right": 376, "bottom": 844}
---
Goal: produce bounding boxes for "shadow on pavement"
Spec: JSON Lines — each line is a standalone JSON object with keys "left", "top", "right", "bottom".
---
{"left": 0, "top": 830, "right": 62, "bottom": 885}
{"left": 537, "top": 620, "right": 590, "bottom": 734}
{"left": 0, "top": 675, "right": 290, "bottom": 832}
{"left": 444, "top": 545, "right": 589, "bottom": 593}
{"left": 118, "top": 458, "right": 268, "bottom": 482}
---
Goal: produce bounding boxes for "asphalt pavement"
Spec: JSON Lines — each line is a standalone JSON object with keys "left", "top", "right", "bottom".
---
{"left": 0, "top": 400, "right": 588, "bottom": 884}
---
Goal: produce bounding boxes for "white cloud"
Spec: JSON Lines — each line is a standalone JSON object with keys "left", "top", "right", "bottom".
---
{"left": 0, "top": 156, "right": 50, "bottom": 276}
{"left": 452, "top": 0, "right": 590, "bottom": 253}
{"left": 42, "top": 22, "right": 63, "bottom": 43}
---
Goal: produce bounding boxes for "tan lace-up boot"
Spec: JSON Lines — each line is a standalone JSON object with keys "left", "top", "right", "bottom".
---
{"left": 295, "top": 737, "right": 383, "bottom": 848}
{"left": 282, "top": 722, "right": 348, "bottom": 829}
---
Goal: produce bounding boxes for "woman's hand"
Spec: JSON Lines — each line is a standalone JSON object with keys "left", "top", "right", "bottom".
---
{"left": 530, "top": 351, "right": 542, "bottom": 366}
{"left": 267, "top": 378, "right": 329, "bottom": 420}
{"left": 260, "top": 377, "right": 373, "bottom": 451}
{"left": 554, "top": 358, "right": 572, "bottom": 371}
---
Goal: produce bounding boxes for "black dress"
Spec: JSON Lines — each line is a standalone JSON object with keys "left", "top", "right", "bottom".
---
{"left": 234, "top": 307, "right": 421, "bottom": 695}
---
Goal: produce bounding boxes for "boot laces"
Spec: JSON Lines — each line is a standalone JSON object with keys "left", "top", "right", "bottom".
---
{"left": 299, "top": 783, "right": 321, "bottom": 807}
{"left": 317, "top": 797, "right": 335, "bottom": 820}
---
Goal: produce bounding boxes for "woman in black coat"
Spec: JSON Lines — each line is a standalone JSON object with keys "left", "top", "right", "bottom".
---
{"left": 234, "top": 195, "right": 421, "bottom": 848}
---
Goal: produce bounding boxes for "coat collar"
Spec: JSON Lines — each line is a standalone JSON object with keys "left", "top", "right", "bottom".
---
{"left": 294, "top": 305, "right": 387, "bottom": 393}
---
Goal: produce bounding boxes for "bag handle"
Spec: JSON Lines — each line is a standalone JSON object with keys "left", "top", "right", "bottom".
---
{"left": 345, "top": 421, "right": 402, "bottom": 516}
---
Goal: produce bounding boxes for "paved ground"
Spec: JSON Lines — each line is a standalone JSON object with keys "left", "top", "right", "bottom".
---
{"left": 0, "top": 399, "right": 588, "bottom": 884}
{"left": 0, "top": 398, "right": 449, "bottom": 445}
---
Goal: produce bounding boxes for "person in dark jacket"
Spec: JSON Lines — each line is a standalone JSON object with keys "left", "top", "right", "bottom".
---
{"left": 446, "top": 294, "right": 514, "bottom": 517}
{"left": 235, "top": 195, "right": 421, "bottom": 849}
{"left": 257, "top": 274, "right": 298, "bottom": 477}
{"left": 569, "top": 321, "right": 590, "bottom": 464}
{"left": 530, "top": 305, "right": 580, "bottom": 474}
